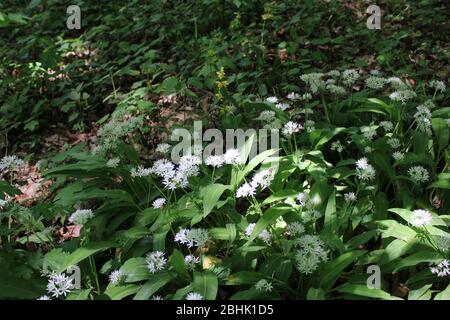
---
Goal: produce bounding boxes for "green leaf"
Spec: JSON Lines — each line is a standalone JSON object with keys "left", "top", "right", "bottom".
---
{"left": 210, "top": 224, "right": 236, "bottom": 241}
{"left": 319, "top": 250, "right": 367, "bottom": 292}
{"left": 244, "top": 205, "right": 289, "bottom": 245}
{"left": 201, "top": 184, "right": 230, "bottom": 217}
{"left": 58, "top": 241, "right": 114, "bottom": 272}
{"left": 104, "top": 284, "right": 140, "bottom": 300}
{"left": 193, "top": 271, "right": 218, "bottom": 300}
{"left": 335, "top": 284, "right": 402, "bottom": 300}
{"left": 66, "top": 289, "right": 92, "bottom": 300}
{"left": 134, "top": 272, "right": 176, "bottom": 300}
{"left": 119, "top": 258, "right": 151, "bottom": 282}
{"left": 170, "top": 249, "right": 189, "bottom": 277}
{"left": 432, "top": 118, "right": 449, "bottom": 151}
{"left": 324, "top": 190, "right": 337, "bottom": 233}
{"left": 306, "top": 288, "right": 325, "bottom": 300}
{"left": 435, "top": 284, "right": 450, "bottom": 300}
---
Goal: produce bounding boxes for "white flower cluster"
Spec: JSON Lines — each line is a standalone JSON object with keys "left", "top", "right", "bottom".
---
{"left": 287, "top": 92, "right": 301, "bottom": 100}
{"left": 245, "top": 223, "right": 271, "bottom": 245}
{"left": 331, "top": 141, "right": 344, "bottom": 153}
{"left": 410, "top": 209, "right": 432, "bottom": 227}
{"left": 344, "top": 192, "right": 356, "bottom": 202}
{"left": 387, "top": 77, "right": 408, "bottom": 90}
{"left": 0, "top": 155, "right": 25, "bottom": 171}
{"left": 342, "top": 69, "right": 360, "bottom": 87}
{"left": 109, "top": 270, "right": 124, "bottom": 285}
{"left": 0, "top": 199, "right": 9, "bottom": 209}
{"left": 300, "top": 73, "right": 325, "bottom": 94}
{"left": 255, "top": 279, "right": 273, "bottom": 292}
{"left": 266, "top": 96, "right": 278, "bottom": 104}
{"left": 365, "top": 76, "right": 386, "bottom": 90}
{"left": 430, "top": 260, "right": 450, "bottom": 277}
{"left": 106, "top": 157, "right": 120, "bottom": 168}
{"left": 428, "top": 80, "right": 446, "bottom": 93}
{"left": 156, "top": 143, "right": 171, "bottom": 154}
{"left": 205, "top": 155, "right": 224, "bottom": 168}
{"left": 326, "top": 83, "right": 346, "bottom": 95}
{"left": 145, "top": 251, "right": 167, "bottom": 273}
{"left": 387, "top": 138, "right": 401, "bottom": 149}
{"left": 236, "top": 168, "right": 275, "bottom": 198}
{"left": 286, "top": 222, "right": 305, "bottom": 237}
{"left": 361, "top": 126, "right": 377, "bottom": 141}
{"left": 184, "top": 254, "right": 201, "bottom": 271}
{"left": 175, "top": 228, "right": 210, "bottom": 248}
{"left": 389, "top": 90, "right": 416, "bottom": 103}
{"left": 186, "top": 292, "right": 203, "bottom": 300}
{"left": 294, "top": 235, "right": 329, "bottom": 274}
{"left": 296, "top": 192, "right": 322, "bottom": 223}
{"left": 414, "top": 104, "right": 433, "bottom": 135}
{"left": 68, "top": 209, "right": 94, "bottom": 225}
{"left": 152, "top": 197, "right": 166, "bottom": 209}
{"left": 276, "top": 102, "right": 290, "bottom": 111}
{"left": 408, "top": 166, "right": 429, "bottom": 184}
{"left": 95, "top": 116, "right": 143, "bottom": 155}
{"left": 282, "top": 121, "right": 303, "bottom": 138}
{"left": 145, "top": 155, "right": 202, "bottom": 190}
{"left": 46, "top": 272, "right": 74, "bottom": 298}
{"left": 392, "top": 151, "right": 405, "bottom": 161}
{"left": 305, "top": 120, "right": 315, "bottom": 132}
{"left": 380, "top": 121, "right": 394, "bottom": 131}
{"left": 259, "top": 110, "right": 276, "bottom": 121}
{"left": 355, "top": 158, "right": 376, "bottom": 181}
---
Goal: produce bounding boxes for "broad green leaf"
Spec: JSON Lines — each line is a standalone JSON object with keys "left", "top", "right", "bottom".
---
{"left": 58, "top": 241, "right": 114, "bottom": 272}
{"left": 201, "top": 184, "right": 230, "bottom": 217}
{"left": 244, "top": 205, "right": 289, "bottom": 245}
{"left": 320, "top": 250, "right": 367, "bottom": 292}
{"left": 193, "top": 271, "right": 218, "bottom": 300}
{"left": 119, "top": 258, "right": 151, "bottom": 282}
{"left": 435, "top": 284, "right": 450, "bottom": 300}
{"left": 335, "top": 284, "right": 402, "bottom": 300}
{"left": 104, "top": 284, "right": 140, "bottom": 300}
{"left": 134, "top": 272, "right": 176, "bottom": 300}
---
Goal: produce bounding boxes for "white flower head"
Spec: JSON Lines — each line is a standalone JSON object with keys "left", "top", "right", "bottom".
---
{"left": 344, "top": 192, "right": 356, "bottom": 202}
{"left": 175, "top": 228, "right": 209, "bottom": 248}
{"left": 186, "top": 292, "right": 203, "bottom": 300}
{"left": 131, "top": 165, "right": 152, "bottom": 178}
{"left": 205, "top": 155, "right": 225, "bottom": 168}
{"left": 392, "top": 151, "right": 405, "bottom": 161}
{"left": 156, "top": 143, "right": 171, "bottom": 154}
{"left": 223, "top": 149, "right": 243, "bottom": 165}
{"left": 109, "top": 270, "right": 124, "bottom": 286}
{"left": 37, "top": 295, "right": 51, "bottom": 300}
{"left": 380, "top": 121, "right": 394, "bottom": 131}
{"left": 287, "top": 92, "right": 301, "bottom": 100}
{"left": 410, "top": 209, "right": 432, "bottom": 227}
{"left": 428, "top": 80, "right": 446, "bottom": 93}
{"left": 236, "top": 182, "right": 257, "bottom": 198}
{"left": 106, "top": 158, "right": 120, "bottom": 168}
{"left": 145, "top": 251, "right": 167, "bottom": 273}
{"left": 0, "top": 155, "right": 25, "bottom": 171}
{"left": 286, "top": 222, "right": 305, "bottom": 237}
{"left": 294, "top": 235, "right": 328, "bottom": 274}
{"left": 282, "top": 121, "right": 303, "bottom": 138}
{"left": 430, "top": 260, "right": 450, "bottom": 277}
{"left": 152, "top": 197, "right": 166, "bottom": 209}
{"left": 342, "top": 69, "right": 360, "bottom": 87}
{"left": 184, "top": 254, "right": 200, "bottom": 271}
{"left": 68, "top": 209, "right": 94, "bottom": 225}
{"left": 408, "top": 166, "right": 429, "bottom": 183}
{"left": 255, "top": 279, "right": 273, "bottom": 292}
{"left": 46, "top": 272, "right": 74, "bottom": 298}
